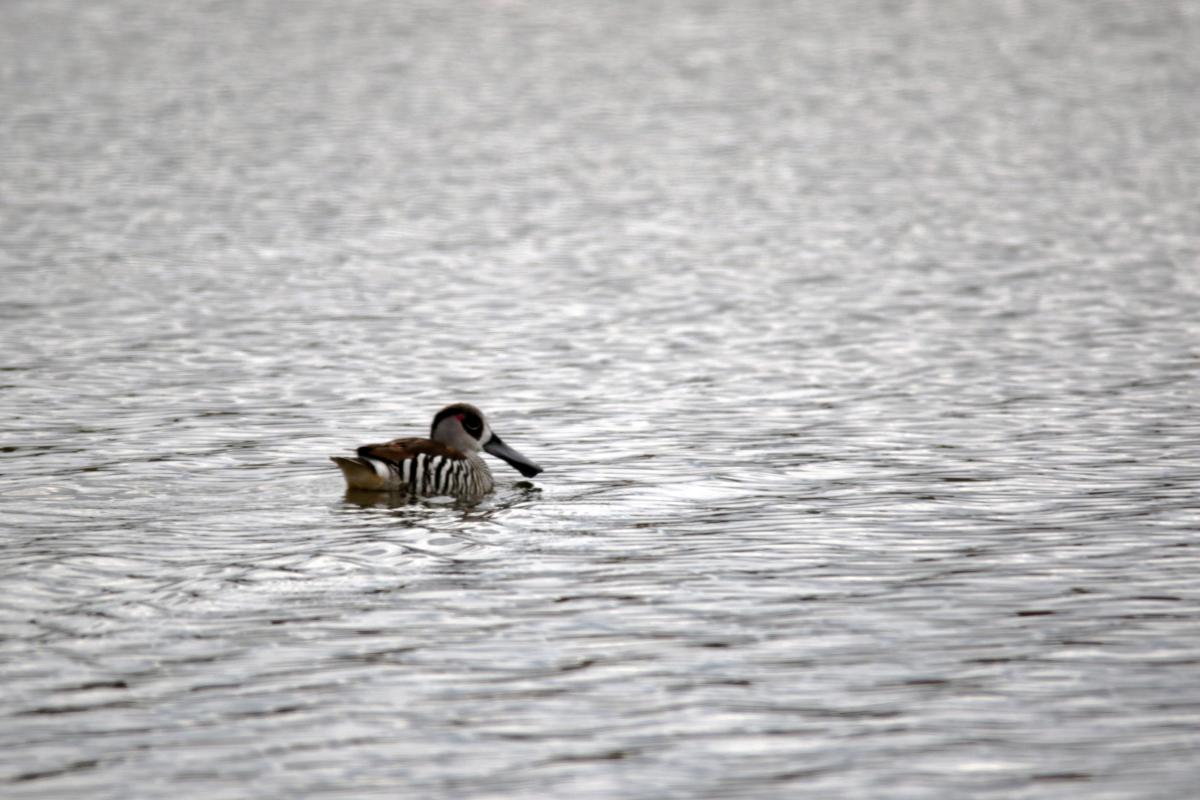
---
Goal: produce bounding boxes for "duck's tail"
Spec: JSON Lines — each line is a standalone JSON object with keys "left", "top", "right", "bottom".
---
{"left": 331, "top": 456, "right": 389, "bottom": 491}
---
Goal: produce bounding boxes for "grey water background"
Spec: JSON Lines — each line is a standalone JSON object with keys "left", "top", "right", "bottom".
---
{"left": 2, "top": 1, "right": 1199, "bottom": 797}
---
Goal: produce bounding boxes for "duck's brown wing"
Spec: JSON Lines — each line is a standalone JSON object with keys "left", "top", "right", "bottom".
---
{"left": 356, "top": 437, "right": 463, "bottom": 465}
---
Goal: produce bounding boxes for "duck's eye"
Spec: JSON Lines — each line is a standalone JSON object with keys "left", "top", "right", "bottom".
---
{"left": 463, "top": 415, "right": 483, "bottom": 435}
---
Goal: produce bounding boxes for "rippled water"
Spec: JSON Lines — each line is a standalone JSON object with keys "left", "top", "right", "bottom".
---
{"left": 3, "top": 1, "right": 1200, "bottom": 797}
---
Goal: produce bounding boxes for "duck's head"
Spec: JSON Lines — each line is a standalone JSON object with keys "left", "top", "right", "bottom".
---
{"left": 431, "top": 403, "right": 543, "bottom": 478}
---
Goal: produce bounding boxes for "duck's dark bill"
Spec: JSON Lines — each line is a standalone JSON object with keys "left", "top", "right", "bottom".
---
{"left": 484, "top": 435, "right": 543, "bottom": 478}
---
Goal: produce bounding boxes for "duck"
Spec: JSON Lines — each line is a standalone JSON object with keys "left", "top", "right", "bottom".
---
{"left": 331, "top": 403, "right": 543, "bottom": 499}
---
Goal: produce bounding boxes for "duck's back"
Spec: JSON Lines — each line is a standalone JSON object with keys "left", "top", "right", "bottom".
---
{"left": 332, "top": 437, "right": 492, "bottom": 497}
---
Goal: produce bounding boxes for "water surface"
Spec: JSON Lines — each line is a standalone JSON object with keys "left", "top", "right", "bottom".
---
{"left": 2, "top": 1, "right": 1199, "bottom": 797}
